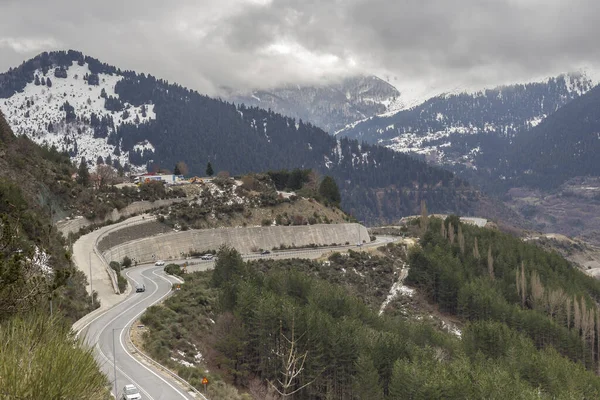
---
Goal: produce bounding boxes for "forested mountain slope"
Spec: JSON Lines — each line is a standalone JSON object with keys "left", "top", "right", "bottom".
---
{"left": 0, "top": 50, "right": 519, "bottom": 224}
{"left": 138, "top": 217, "right": 600, "bottom": 399}
{"left": 497, "top": 83, "right": 600, "bottom": 190}
{"left": 339, "top": 73, "right": 595, "bottom": 171}
{"left": 0, "top": 109, "right": 96, "bottom": 322}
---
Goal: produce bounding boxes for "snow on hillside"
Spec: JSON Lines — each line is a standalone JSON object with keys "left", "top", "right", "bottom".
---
{"left": 0, "top": 61, "right": 155, "bottom": 167}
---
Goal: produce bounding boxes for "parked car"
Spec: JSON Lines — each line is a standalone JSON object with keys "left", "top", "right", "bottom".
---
{"left": 261, "top": 250, "right": 271, "bottom": 255}
{"left": 135, "top": 284, "right": 145, "bottom": 293}
{"left": 201, "top": 254, "right": 214, "bottom": 260}
{"left": 154, "top": 260, "right": 165, "bottom": 266}
{"left": 121, "top": 384, "right": 141, "bottom": 400}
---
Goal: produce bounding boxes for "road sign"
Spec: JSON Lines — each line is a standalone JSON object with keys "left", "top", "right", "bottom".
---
{"left": 201, "top": 377, "right": 209, "bottom": 385}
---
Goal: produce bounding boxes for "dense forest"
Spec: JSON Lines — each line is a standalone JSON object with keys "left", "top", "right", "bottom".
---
{"left": 0, "top": 50, "right": 504, "bottom": 223}
{"left": 141, "top": 221, "right": 600, "bottom": 399}
{"left": 339, "top": 73, "right": 599, "bottom": 194}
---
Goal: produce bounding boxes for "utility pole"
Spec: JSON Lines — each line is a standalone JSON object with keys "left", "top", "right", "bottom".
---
{"left": 89, "top": 252, "right": 94, "bottom": 307}
{"left": 113, "top": 328, "right": 118, "bottom": 399}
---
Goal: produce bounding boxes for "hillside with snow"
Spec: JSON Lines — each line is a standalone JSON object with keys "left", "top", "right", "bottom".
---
{"left": 224, "top": 75, "right": 401, "bottom": 133}
{"left": 1, "top": 60, "right": 157, "bottom": 169}
{"left": 338, "top": 72, "right": 598, "bottom": 170}
{"left": 0, "top": 50, "right": 507, "bottom": 224}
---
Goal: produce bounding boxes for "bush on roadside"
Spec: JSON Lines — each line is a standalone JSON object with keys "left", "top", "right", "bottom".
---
{"left": 164, "top": 263, "right": 183, "bottom": 276}
{"left": 117, "top": 274, "right": 127, "bottom": 293}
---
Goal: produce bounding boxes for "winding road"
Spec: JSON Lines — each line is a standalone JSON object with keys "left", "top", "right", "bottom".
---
{"left": 78, "top": 264, "right": 206, "bottom": 400}
{"left": 71, "top": 215, "right": 398, "bottom": 399}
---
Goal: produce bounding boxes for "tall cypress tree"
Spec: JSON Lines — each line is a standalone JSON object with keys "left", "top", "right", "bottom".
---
{"left": 206, "top": 162, "right": 214, "bottom": 177}
{"left": 77, "top": 157, "right": 90, "bottom": 186}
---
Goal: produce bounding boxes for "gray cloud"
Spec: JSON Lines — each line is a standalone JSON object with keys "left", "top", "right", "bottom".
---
{"left": 1, "top": 0, "right": 600, "bottom": 97}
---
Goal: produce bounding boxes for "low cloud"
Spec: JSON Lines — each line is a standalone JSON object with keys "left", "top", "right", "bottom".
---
{"left": 1, "top": 0, "right": 599, "bottom": 96}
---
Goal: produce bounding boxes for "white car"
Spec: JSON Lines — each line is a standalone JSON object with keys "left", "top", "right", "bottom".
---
{"left": 121, "top": 384, "right": 142, "bottom": 400}
{"left": 154, "top": 260, "right": 165, "bottom": 266}
{"left": 201, "top": 254, "right": 214, "bottom": 260}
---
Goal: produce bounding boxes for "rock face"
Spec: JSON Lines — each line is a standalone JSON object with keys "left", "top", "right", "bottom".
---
{"left": 225, "top": 75, "right": 401, "bottom": 133}
{"left": 105, "top": 223, "right": 369, "bottom": 263}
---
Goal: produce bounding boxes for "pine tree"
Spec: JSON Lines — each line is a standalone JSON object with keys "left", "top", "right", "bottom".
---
{"left": 77, "top": 157, "right": 90, "bottom": 186}
{"left": 206, "top": 161, "right": 214, "bottom": 177}
{"left": 34, "top": 75, "right": 40, "bottom": 86}
{"left": 352, "top": 354, "right": 383, "bottom": 400}
{"left": 96, "top": 156, "right": 104, "bottom": 165}
{"left": 46, "top": 77, "right": 52, "bottom": 87}
{"left": 318, "top": 176, "right": 341, "bottom": 206}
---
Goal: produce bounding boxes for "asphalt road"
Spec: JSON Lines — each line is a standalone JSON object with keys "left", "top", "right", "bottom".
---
{"left": 76, "top": 228, "right": 397, "bottom": 400}
{"left": 78, "top": 264, "right": 201, "bottom": 400}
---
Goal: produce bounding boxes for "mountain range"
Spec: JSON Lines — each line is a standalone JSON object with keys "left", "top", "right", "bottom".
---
{"left": 0, "top": 50, "right": 514, "bottom": 224}
{"left": 338, "top": 73, "right": 597, "bottom": 174}
{"left": 223, "top": 75, "right": 402, "bottom": 134}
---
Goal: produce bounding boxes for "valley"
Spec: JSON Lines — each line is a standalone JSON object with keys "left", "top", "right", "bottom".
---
{"left": 1, "top": 34, "right": 600, "bottom": 400}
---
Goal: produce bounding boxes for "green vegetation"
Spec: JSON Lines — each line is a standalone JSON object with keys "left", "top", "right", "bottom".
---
{"left": 109, "top": 261, "right": 128, "bottom": 294}
{"left": 407, "top": 216, "right": 600, "bottom": 370}
{"left": 164, "top": 263, "right": 184, "bottom": 276}
{"left": 140, "top": 242, "right": 600, "bottom": 399}
{"left": 0, "top": 313, "right": 109, "bottom": 399}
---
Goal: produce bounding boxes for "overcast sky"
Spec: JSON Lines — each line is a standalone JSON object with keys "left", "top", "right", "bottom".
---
{"left": 1, "top": 0, "right": 599, "bottom": 98}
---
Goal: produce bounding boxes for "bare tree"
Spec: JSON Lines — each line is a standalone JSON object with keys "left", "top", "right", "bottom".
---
{"left": 95, "top": 164, "right": 117, "bottom": 188}
{"left": 566, "top": 297, "right": 572, "bottom": 330}
{"left": 473, "top": 237, "right": 480, "bottom": 260}
{"left": 487, "top": 245, "right": 494, "bottom": 280}
{"left": 175, "top": 161, "right": 189, "bottom": 176}
{"left": 546, "top": 288, "right": 567, "bottom": 318}
{"left": 448, "top": 223, "right": 455, "bottom": 244}
{"left": 530, "top": 271, "right": 544, "bottom": 309}
{"left": 268, "top": 319, "right": 316, "bottom": 397}
{"left": 440, "top": 220, "right": 447, "bottom": 239}
{"left": 420, "top": 200, "right": 428, "bottom": 235}
{"left": 457, "top": 224, "right": 465, "bottom": 255}
{"left": 574, "top": 297, "right": 582, "bottom": 334}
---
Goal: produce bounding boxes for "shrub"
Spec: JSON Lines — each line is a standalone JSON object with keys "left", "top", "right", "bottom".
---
{"left": 117, "top": 275, "right": 127, "bottom": 293}
{"left": 122, "top": 256, "right": 132, "bottom": 269}
{"left": 164, "top": 263, "right": 183, "bottom": 276}
{"left": 0, "top": 314, "right": 109, "bottom": 399}
{"left": 109, "top": 261, "right": 121, "bottom": 273}
{"left": 261, "top": 219, "right": 271, "bottom": 226}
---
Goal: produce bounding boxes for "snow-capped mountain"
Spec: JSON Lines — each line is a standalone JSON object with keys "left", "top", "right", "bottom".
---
{"left": 224, "top": 75, "right": 401, "bottom": 133}
{"left": 338, "top": 73, "right": 597, "bottom": 169}
{"left": 0, "top": 50, "right": 510, "bottom": 224}
{"left": 0, "top": 57, "right": 156, "bottom": 170}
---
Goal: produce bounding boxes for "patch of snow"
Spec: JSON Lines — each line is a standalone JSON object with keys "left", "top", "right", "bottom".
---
{"left": 0, "top": 61, "right": 155, "bottom": 168}
{"left": 171, "top": 357, "right": 195, "bottom": 368}
{"left": 133, "top": 140, "right": 155, "bottom": 153}
{"left": 30, "top": 247, "right": 53, "bottom": 276}
{"left": 379, "top": 265, "right": 413, "bottom": 315}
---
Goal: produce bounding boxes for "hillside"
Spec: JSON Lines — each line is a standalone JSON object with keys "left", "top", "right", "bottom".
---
{"left": 0, "top": 50, "right": 515, "bottom": 224}
{"left": 339, "top": 73, "right": 595, "bottom": 171}
{"left": 497, "top": 83, "right": 600, "bottom": 190}
{"left": 0, "top": 109, "right": 97, "bottom": 322}
{"left": 137, "top": 216, "right": 600, "bottom": 399}
{"left": 224, "top": 75, "right": 401, "bottom": 133}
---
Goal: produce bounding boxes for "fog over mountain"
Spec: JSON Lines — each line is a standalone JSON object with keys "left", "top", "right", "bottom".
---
{"left": 2, "top": 0, "right": 600, "bottom": 97}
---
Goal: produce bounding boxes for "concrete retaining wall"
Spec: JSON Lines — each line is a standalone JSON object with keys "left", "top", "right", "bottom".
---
{"left": 56, "top": 198, "right": 185, "bottom": 236}
{"left": 104, "top": 223, "right": 369, "bottom": 264}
